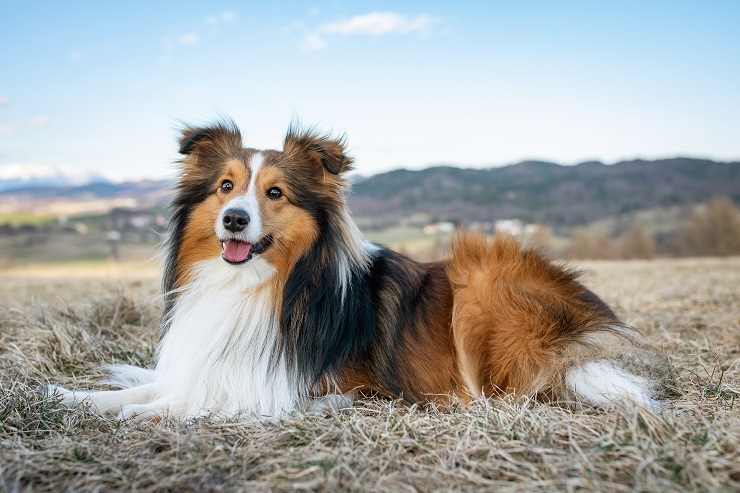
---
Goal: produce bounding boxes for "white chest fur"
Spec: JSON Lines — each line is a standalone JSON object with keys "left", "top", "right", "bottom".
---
{"left": 155, "top": 258, "right": 302, "bottom": 418}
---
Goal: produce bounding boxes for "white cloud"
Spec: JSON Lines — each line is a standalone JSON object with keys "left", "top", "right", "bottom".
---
{"left": 206, "top": 10, "right": 236, "bottom": 25}
{"left": 301, "top": 32, "right": 328, "bottom": 52}
{"left": 0, "top": 122, "right": 13, "bottom": 134}
{"left": 69, "top": 51, "right": 84, "bottom": 63}
{"left": 0, "top": 95, "right": 9, "bottom": 106}
{"left": 28, "top": 116, "right": 50, "bottom": 127}
{"left": 179, "top": 32, "right": 200, "bottom": 46}
{"left": 301, "top": 12, "right": 439, "bottom": 51}
{"left": 282, "top": 19, "right": 306, "bottom": 35}
{"left": 321, "top": 12, "right": 434, "bottom": 36}
{"left": 162, "top": 11, "right": 235, "bottom": 55}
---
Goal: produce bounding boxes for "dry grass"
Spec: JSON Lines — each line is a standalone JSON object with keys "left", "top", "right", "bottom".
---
{"left": 1, "top": 258, "right": 739, "bottom": 492}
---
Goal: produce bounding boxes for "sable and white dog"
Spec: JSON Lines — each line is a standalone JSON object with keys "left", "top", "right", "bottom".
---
{"left": 52, "top": 120, "right": 673, "bottom": 420}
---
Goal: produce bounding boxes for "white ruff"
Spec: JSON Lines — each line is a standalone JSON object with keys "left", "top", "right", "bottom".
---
{"left": 56, "top": 257, "right": 306, "bottom": 420}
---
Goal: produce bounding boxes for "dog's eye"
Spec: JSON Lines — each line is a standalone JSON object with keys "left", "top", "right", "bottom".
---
{"left": 267, "top": 187, "right": 283, "bottom": 200}
{"left": 220, "top": 180, "right": 233, "bottom": 193}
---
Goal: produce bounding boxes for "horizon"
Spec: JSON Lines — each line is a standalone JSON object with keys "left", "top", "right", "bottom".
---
{"left": 1, "top": 155, "right": 738, "bottom": 190}
{"left": 1, "top": 1, "right": 739, "bottom": 180}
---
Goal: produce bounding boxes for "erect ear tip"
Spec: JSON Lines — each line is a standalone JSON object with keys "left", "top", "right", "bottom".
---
{"left": 176, "top": 120, "right": 242, "bottom": 156}
{"left": 178, "top": 128, "right": 199, "bottom": 155}
{"left": 285, "top": 126, "right": 353, "bottom": 175}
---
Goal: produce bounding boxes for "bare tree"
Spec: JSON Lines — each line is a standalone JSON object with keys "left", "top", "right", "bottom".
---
{"left": 617, "top": 222, "right": 655, "bottom": 259}
{"left": 682, "top": 197, "right": 740, "bottom": 256}
{"left": 565, "top": 229, "right": 613, "bottom": 260}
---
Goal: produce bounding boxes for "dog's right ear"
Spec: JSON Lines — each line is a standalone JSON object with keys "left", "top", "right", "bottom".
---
{"left": 283, "top": 124, "right": 353, "bottom": 177}
{"left": 178, "top": 120, "right": 243, "bottom": 165}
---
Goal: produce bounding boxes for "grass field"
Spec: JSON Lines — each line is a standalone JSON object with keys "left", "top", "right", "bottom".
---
{"left": 1, "top": 257, "right": 739, "bottom": 492}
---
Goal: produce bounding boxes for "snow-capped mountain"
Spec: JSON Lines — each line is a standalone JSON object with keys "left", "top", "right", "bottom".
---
{"left": 0, "top": 164, "right": 124, "bottom": 192}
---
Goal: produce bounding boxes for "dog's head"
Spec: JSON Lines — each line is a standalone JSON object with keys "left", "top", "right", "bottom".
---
{"left": 165, "top": 119, "right": 354, "bottom": 292}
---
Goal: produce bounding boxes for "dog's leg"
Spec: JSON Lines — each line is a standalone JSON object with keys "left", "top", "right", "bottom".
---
{"left": 304, "top": 392, "right": 355, "bottom": 414}
{"left": 49, "top": 383, "right": 159, "bottom": 417}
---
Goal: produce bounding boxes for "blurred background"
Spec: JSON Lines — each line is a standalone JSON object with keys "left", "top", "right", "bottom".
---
{"left": 1, "top": 1, "right": 739, "bottom": 274}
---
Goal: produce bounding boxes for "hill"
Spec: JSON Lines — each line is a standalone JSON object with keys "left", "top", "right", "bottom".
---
{"left": 0, "top": 163, "right": 121, "bottom": 192}
{"left": 348, "top": 158, "right": 740, "bottom": 227}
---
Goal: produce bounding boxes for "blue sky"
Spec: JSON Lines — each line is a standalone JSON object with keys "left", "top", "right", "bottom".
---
{"left": 1, "top": 1, "right": 738, "bottom": 180}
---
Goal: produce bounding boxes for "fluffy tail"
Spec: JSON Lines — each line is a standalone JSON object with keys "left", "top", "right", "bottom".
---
{"left": 446, "top": 231, "right": 673, "bottom": 409}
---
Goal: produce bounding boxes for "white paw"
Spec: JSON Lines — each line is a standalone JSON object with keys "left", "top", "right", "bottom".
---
{"left": 47, "top": 384, "right": 92, "bottom": 407}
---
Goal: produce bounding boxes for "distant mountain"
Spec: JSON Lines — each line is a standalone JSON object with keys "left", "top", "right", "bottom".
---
{"left": 0, "top": 164, "right": 122, "bottom": 192}
{"left": 0, "top": 174, "right": 170, "bottom": 216}
{"left": 8, "top": 179, "right": 169, "bottom": 199}
{"left": 1, "top": 158, "right": 738, "bottom": 228}
{"left": 348, "top": 158, "right": 740, "bottom": 227}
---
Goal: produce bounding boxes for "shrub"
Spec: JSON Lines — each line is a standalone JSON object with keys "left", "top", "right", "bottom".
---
{"left": 681, "top": 197, "right": 740, "bottom": 256}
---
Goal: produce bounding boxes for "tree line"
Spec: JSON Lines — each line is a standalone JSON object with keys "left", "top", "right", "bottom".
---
{"left": 551, "top": 197, "right": 740, "bottom": 259}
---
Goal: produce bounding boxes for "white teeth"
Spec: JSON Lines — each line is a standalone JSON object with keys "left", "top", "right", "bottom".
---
{"left": 221, "top": 241, "right": 226, "bottom": 250}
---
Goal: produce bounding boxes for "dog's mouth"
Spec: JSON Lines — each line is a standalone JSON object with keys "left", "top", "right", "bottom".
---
{"left": 221, "top": 236, "right": 273, "bottom": 265}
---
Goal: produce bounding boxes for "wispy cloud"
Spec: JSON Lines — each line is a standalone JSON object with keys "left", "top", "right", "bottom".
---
{"left": 27, "top": 116, "right": 50, "bottom": 127}
{"left": 300, "top": 12, "right": 439, "bottom": 51}
{"left": 323, "top": 12, "right": 434, "bottom": 36}
{"left": 205, "top": 10, "right": 236, "bottom": 26}
{"left": 301, "top": 33, "right": 328, "bottom": 51}
{"left": 179, "top": 32, "right": 200, "bottom": 46}
{"left": 0, "top": 95, "right": 9, "bottom": 106}
{"left": 0, "top": 122, "right": 14, "bottom": 134}
{"left": 162, "top": 33, "right": 200, "bottom": 50}
{"left": 282, "top": 19, "right": 306, "bottom": 35}
{"left": 161, "top": 11, "right": 236, "bottom": 55}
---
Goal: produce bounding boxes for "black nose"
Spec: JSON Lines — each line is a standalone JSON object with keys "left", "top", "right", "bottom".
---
{"left": 222, "top": 208, "right": 250, "bottom": 232}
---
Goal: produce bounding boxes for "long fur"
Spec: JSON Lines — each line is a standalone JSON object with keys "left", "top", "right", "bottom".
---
{"left": 51, "top": 118, "right": 674, "bottom": 420}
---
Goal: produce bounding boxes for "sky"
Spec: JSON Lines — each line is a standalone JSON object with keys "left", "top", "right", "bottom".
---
{"left": 1, "top": 1, "right": 739, "bottom": 180}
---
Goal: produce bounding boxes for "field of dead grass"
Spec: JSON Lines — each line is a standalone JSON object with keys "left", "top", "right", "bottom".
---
{"left": 1, "top": 257, "right": 739, "bottom": 492}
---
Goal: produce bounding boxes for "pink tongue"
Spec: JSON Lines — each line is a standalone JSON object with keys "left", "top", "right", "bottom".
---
{"left": 223, "top": 240, "right": 252, "bottom": 262}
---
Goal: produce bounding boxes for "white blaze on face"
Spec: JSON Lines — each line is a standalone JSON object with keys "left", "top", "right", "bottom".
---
{"left": 215, "top": 152, "right": 264, "bottom": 244}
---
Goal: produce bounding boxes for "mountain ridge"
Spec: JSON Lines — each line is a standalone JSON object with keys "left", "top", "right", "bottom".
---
{"left": 0, "top": 163, "right": 124, "bottom": 193}
{"left": 1, "top": 158, "right": 738, "bottom": 228}
{"left": 347, "top": 157, "right": 740, "bottom": 227}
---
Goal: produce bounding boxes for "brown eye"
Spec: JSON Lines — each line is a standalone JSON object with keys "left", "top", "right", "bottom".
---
{"left": 267, "top": 187, "right": 283, "bottom": 200}
{"left": 220, "top": 180, "right": 233, "bottom": 193}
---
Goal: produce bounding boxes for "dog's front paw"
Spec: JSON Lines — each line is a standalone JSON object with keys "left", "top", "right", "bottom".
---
{"left": 46, "top": 384, "right": 90, "bottom": 407}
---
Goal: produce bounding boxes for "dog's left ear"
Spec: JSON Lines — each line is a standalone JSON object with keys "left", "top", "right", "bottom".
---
{"left": 283, "top": 126, "right": 353, "bottom": 176}
{"left": 178, "top": 121, "right": 242, "bottom": 160}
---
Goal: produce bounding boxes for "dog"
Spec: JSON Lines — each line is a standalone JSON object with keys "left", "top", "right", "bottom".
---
{"left": 52, "top": 119, "right": 673, "bottom": 420}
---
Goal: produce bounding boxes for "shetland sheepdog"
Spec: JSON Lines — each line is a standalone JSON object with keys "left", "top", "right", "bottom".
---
{"left": 52, "top": 119, "right": 673, "bottom": 420}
